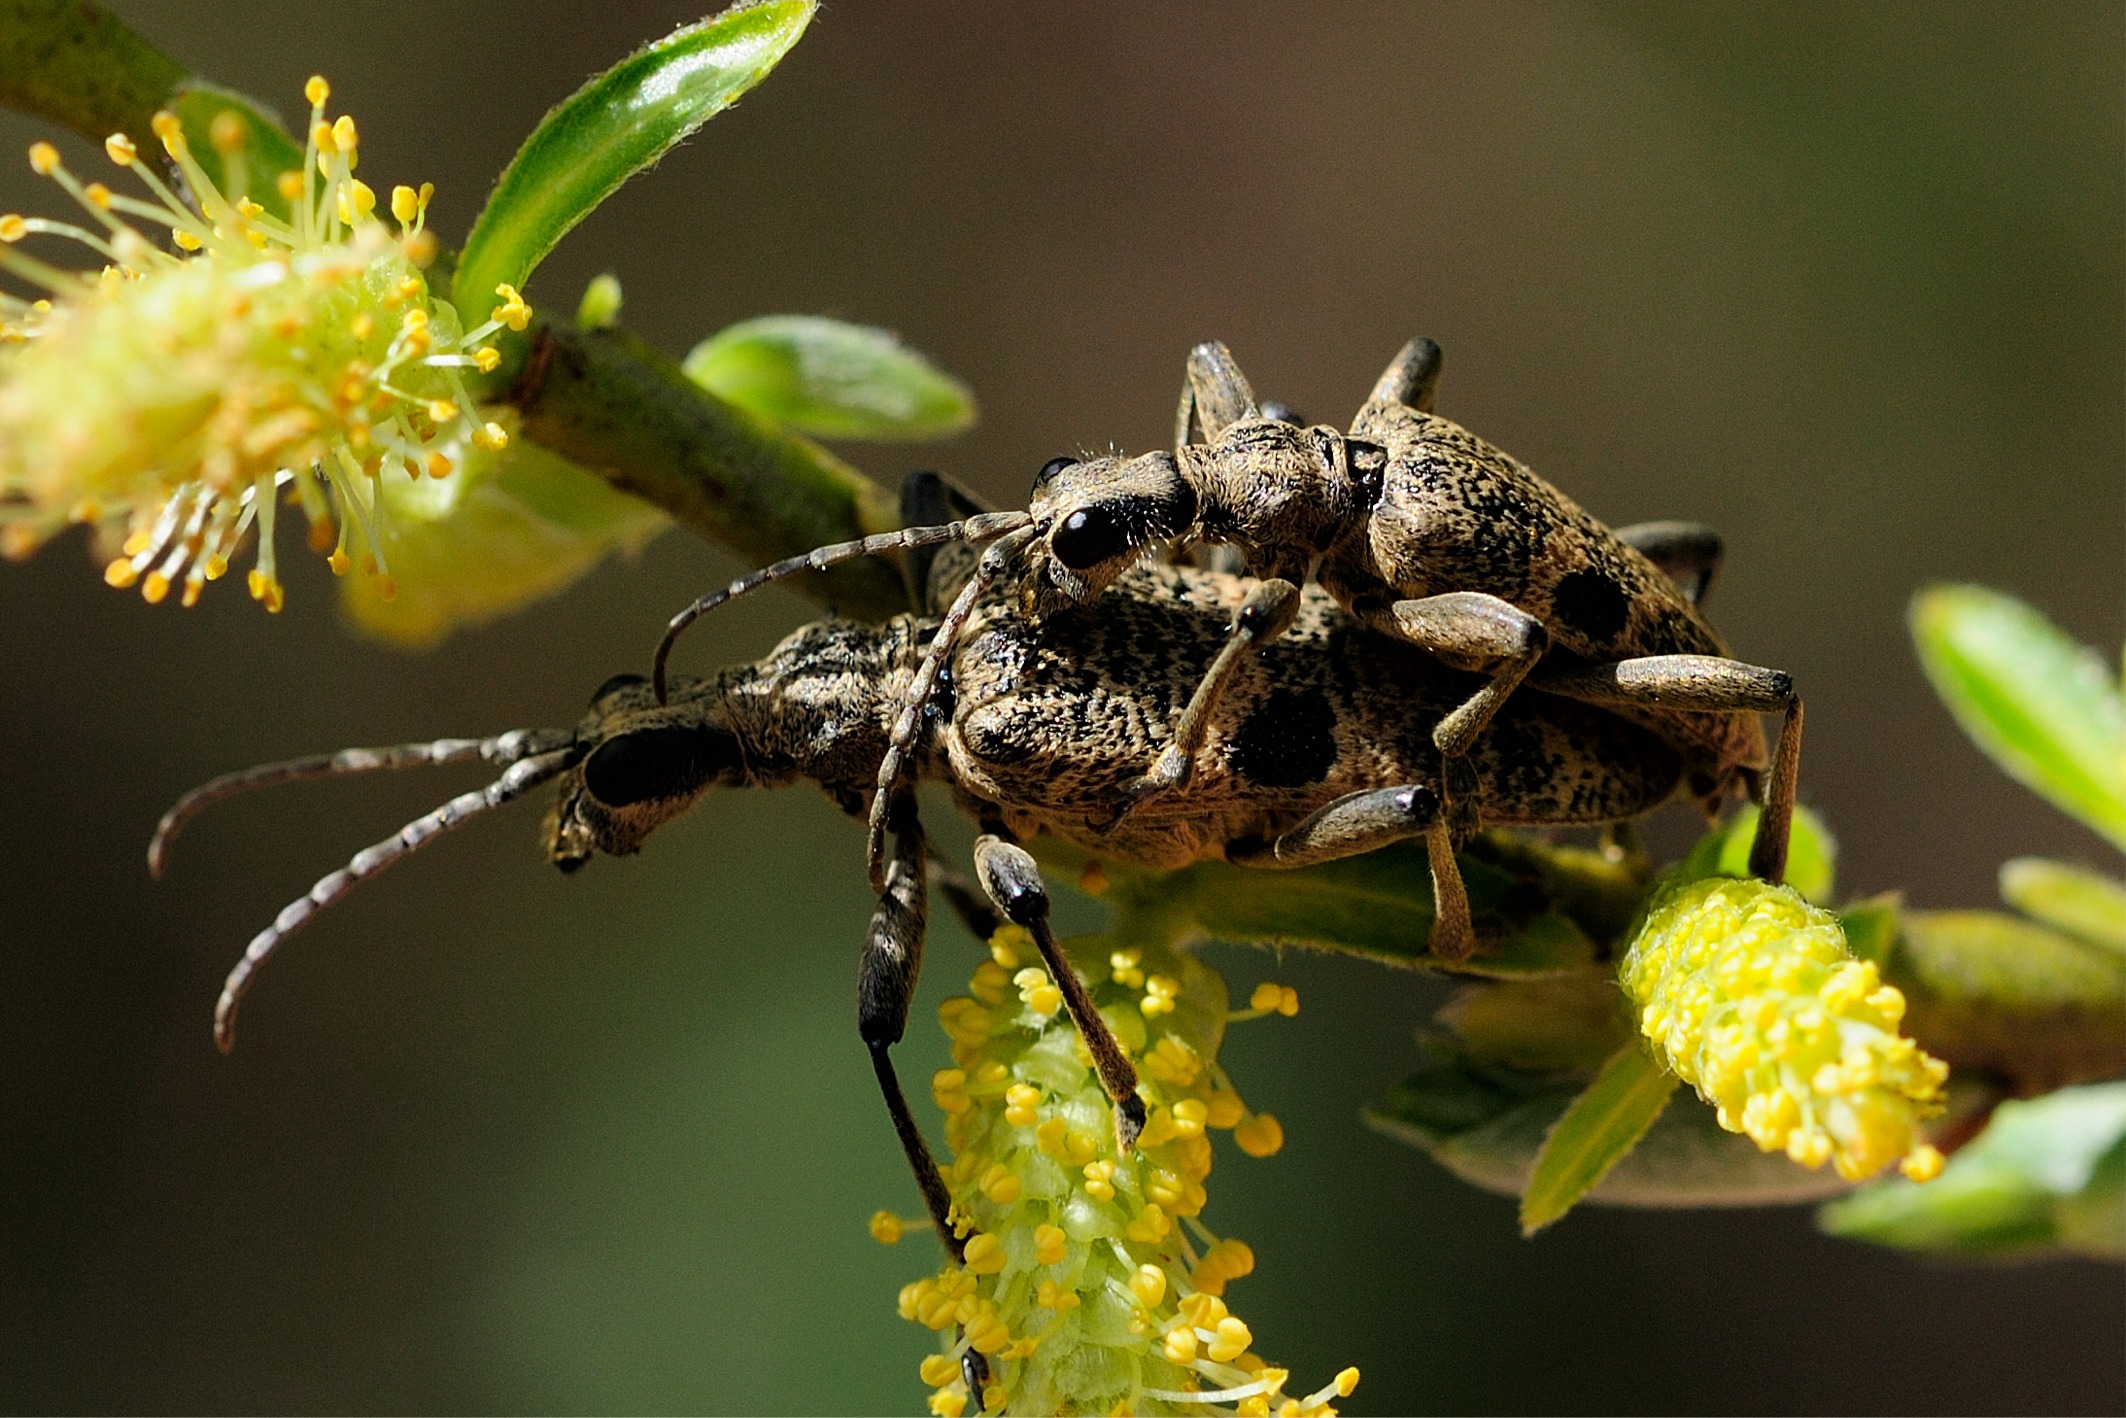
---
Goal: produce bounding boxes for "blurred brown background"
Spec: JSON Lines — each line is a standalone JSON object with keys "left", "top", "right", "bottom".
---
{"left": 1, "top": 2, "right": 2120, "bottom": 1412}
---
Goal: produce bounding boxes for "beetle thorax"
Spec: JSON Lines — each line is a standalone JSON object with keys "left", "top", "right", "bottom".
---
{"left": 715, "top": 616, "right": 923, "bottom": 794}
{"left": 1182, "top": 420, "right": 1362, "bottom": 572}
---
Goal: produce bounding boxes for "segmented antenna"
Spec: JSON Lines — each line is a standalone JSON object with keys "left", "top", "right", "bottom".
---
{"left": 212, "top": 746, "right": 576, "bottom": 1053}
{"left": 148, "top": 728, "right": 568, "bottom": 878}
{"left": 650, "top": 511, "right": 1032, "bottom": 705}
{"left": 865, "top": 524, "right": 1040, "bottom": 892}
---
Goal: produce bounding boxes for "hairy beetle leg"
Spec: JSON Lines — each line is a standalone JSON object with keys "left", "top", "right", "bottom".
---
{"left": 1173, "top": 338, "right": 1261, "bottom": 450}
{"left": 857, "top": 810, "right": 964, "bottom": 1259}
{"left": 1101, "top": 575, "right": 1304, "bottom": 825}
{"left": 1226, "top": 783, "right": 1475, "bottom": 960}
{"left": 1536, "top": 654, "right": 1802, "bottom": 885}
{"left": 1612, "top": 520, "right": 1725, "bottom": 608}
{"left": 974, "top": 835, "right": 1147, "bottom": 1151}
{"left": 1363, "top": 335, "right": 1444, "bottom": 416}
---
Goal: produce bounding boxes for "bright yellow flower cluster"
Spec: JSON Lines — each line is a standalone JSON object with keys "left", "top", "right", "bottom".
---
{"left": 1624, "top": 877, "right": 1949, "bottom": 1183}
{"left": 881, "top": 927, "right": 1355, "bottom": 1416}
{"left": 0, "top": 79, "right": 527, "bottom": 611}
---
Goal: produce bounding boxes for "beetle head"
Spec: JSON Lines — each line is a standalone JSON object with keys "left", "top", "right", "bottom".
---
{"left": 1025, "top": 451, "right": 1198, "bottom": 605}
{"left": 544, "top": 672, "right": 746, "bottom": 871}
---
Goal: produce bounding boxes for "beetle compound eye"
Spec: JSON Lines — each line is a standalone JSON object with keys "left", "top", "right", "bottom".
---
{"left": 582, "top": 725, "right": 731, "bottom": 807}
{"left": 1032, "top": 455, "right": 1078, "bottom": 491}
{"left": 1051, "top": 504, "right": 1135, "bottom": 571}
{"left": 588, "top": 672, "right": 647, "bottom": 705}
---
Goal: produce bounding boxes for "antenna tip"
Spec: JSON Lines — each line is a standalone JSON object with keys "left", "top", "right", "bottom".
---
{"left": 213, "top": 1003, "right": 238, "bottom": 1055}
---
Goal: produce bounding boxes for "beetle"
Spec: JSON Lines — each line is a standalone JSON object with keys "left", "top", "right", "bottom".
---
{"left": 647, "top": 341, "right": 1801, "bottom": 960}
{"left": 154, "top": 475, "right": 1705, "bottom": 1259}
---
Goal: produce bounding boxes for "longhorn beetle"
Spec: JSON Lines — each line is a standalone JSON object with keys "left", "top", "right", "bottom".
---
{"left": 650, "top": 340, "right": 1800, "bottom": 960}
{"left": 156, "top": 474, "right": 1707, "bottom": 1262}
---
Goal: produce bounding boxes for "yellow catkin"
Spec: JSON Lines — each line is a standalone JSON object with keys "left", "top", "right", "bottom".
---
{"left": 891, "top": 930, "right": 1353, "bottom": 1415}
{"left": 0, "top": 87, "right": 529, "bottom": 610}
{"left": 1623, "top": 877, "right": 1948, "bottom": 1183}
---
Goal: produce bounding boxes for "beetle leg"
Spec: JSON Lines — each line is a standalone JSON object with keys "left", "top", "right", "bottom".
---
{"left": 1365, "top": 592, "right": 1550, "bottom": 761}
{"left": 1100, "top": 577, "right": 1303, "bottom": 824}
{"left": 1535, "top": 655, "right": 1802, "bottom": 885}
{"left": 973, "top": 836, "right": 1147, "bottom": 1150}
{"left": 1226, "top": 783, "right": 1475, "bottom": 960}
{"left": 1612, "top": 520, "right": 1725, "bottom": 607}
{"left": 1363, "top": 336, "right": 1444, "bottom": 416}
{"left": 857, "top": 805, "right": 962, "bottom": 1259}
{"left": 1173, "top": 340, "right": 1261, "bottom": 450}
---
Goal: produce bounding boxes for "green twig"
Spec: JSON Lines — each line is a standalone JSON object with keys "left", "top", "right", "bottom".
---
{"left": 504, "top": 321, "right": 909, "bottom": 619}
{"left": 0, "top": 0, "right": 182, "bottom": 145}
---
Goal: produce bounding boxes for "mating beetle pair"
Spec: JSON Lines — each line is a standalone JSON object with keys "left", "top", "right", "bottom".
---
{"left": 159, "top": 338, "right": 1801, "bottom": 1262}
{"left": 652, "top": 338, "right": 1801, "bottom": 956}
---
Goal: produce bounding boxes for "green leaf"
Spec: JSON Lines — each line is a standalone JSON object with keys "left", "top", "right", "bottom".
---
{"left": 1890, "top": 910, "right": 2126, "bottom": 1095}
{"left": 0, "top": 0, "right": 183, "bottom": 147}
{"left": 343, "top": 430, "right": 667, "bottom": 646}
{"left": 455, "top": 0, "right": 816, "bottom": 324}
{"left": 1838, "top": 893, "right": 1902, "bottom": 965}
{"left": 684, "top": 316, "right": 977, "bottom": 441}
{"left": 575, "top": 273, "right": 624, "bottom": 331}
{"left": 1911, "top": 584, "right": 2126, "bottom": 848}
{"left": 1999, "top": 857, "right": 2126, "bottom": 956}
{"left": 167, "top": 81, "right": 302, "bottom": 215}
{"left": 1438, "top": 976, "right": 1633, "bottom": 1075}
{"left": 1520, "top": 1042, "right": 1679, "bottom": 1234}
{"left": 1089, "top": 839, "right": 1600, "bottom": 974}
{"left": 1367, "top": 1053, "right": 1850, "bottom": 1209}
{"left": 1819, "top": 1082, "right": 2126, "bottom": 1258}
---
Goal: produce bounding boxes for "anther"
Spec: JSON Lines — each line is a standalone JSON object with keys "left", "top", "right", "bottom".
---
{"left": 210, "top": 112, "right": 248, "bottom": 155}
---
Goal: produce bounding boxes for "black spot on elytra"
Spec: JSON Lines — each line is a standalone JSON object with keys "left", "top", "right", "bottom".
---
{"left": 1229, "top": 688, "right": 1338, "bottom": 787}
{"left": 1551, "top": 567, "right": 1631, "bottom": 644}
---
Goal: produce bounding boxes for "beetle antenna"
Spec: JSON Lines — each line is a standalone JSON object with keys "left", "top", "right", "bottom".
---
{"left": 865, "top": 524, "right": 1040, "bottom": 891}
{"left": 212, "top": 746, "right": 576, "bottom": 1054}
{"left": 149, "top": 728, "right": 572, "bottom": 879}
{"left": 651, "top": 511, "right": 1032, "bottom": 705}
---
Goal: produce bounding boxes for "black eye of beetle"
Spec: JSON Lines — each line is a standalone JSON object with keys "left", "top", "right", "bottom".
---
{"left": 588, "top": 672, "right": 646, "bottom": 705}
{"left": 1050, "top": 504, "right": 1134, "bottom": 571}
{"left": 1032, "top": 455, "right": 1078, "bottom": 490}
{"left": 582, "top": 726, "right": 726, "bottom": 807}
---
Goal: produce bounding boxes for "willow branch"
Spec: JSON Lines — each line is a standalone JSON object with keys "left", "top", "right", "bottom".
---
{"left": 503, "top": 321, "right": 910, "bottom": 619}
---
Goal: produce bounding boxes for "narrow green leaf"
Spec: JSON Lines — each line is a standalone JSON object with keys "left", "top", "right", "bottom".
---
{"left": 1999, "top": 857, "right": 2126, "bottom": 956}
{"left": 1368, "top": 1069, "right": 1855, "bottom": 1209}
{"left": 685, "top": 316, "right": 977, "bottom": 441}
{"left": 1911, "top": 584, "right": 2126, "bottom": 848}
{"left": 1519, "top": 1041, "right": 1678, "bottom": 1234}
{"left": 456, "top": 0, "right": 816, "bottom": 323}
